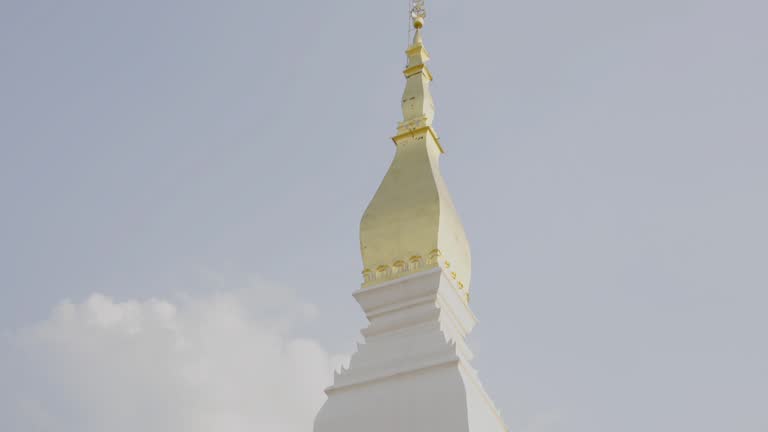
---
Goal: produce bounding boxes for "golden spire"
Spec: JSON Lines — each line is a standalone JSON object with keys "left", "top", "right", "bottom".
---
{"left": 359, "top": 6, "right": 471, "bottom": 302}
{"left": 398, "top": 8, "right": 436, "bottom": 140}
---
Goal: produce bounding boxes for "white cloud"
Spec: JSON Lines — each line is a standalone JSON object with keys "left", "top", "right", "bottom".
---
{"left": 5, "top": 277, "right": 343, "bottom": 432}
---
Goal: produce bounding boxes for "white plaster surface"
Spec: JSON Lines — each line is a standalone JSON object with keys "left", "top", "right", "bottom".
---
{"left": 313, "top": 269, "right": 506, "bottom": 432}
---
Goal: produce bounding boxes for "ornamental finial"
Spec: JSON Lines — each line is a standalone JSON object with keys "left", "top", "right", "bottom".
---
{"left": 411, "top": 0, "right": 426, "bottom": 28}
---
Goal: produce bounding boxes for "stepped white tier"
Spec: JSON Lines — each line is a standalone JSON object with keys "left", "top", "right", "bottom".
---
{"left": 314, "top": 269, "right": 506, "bottom": 432}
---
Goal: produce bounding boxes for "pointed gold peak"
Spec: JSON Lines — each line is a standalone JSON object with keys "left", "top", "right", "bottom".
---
{"left": 412, "top": 26, "right": 424, "bottom": 47}
{"left": 410, "top": 13, "right": 425, "bottom": 47}
{"left": 410, "top": 0, "right": 426, "bottom": 47}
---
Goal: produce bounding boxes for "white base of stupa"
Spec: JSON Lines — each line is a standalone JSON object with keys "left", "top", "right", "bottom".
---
{"left": 313, "top": 269, "right": 507, "bottom": 432}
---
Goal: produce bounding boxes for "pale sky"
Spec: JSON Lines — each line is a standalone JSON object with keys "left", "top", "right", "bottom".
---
{"left": 1, "top": 1, "right": 767, "bottom": 431}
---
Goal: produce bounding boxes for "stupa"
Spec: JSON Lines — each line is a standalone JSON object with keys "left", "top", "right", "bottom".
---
{"left": 313, "top": 3, "right": 508, "bottom": 431}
